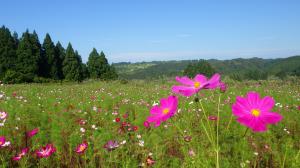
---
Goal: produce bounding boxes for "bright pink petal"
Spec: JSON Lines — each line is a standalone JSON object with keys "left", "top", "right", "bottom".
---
{"left": 251, "top": 118, "right": 267, "bottom": 132}
{"left": 232, "top": 96, "right": 251, "bottom": 117}
{"left": 259, "top": 96, "right": 275, "bottom": 112}
{"left": 172, "top": 85, "right": 197, "bottom": 97}
{"left": 246, "top": 92, "right": 260, "bottom": 108}
{"left": 150, "top": 106, "right": 161, "bottom": 115}
{"left": 194, "top": 74, "right": 207, "bottom": 84}
{"left": 260, "top": 112, "right": 283, "bottom": 124}
{"left": 205, "top": 73, "right": 221, "bottom": 89}
{"left": 175, "top": 76, "right": 194, "bottom": 86}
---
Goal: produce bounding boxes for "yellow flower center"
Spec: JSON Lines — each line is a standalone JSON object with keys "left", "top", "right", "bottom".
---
{"left": 194, "top": 82, "right": 201, "bottom": 88}
{"left": 251, "top": 109, "right": 260, "bottom": 117}
{"left": 0, "top": 141, "right": 3, "bottom": 145}
{"left": 163, "top": 108, "right": 170, "bottom": 114}
{"left": 79, "top": 145, "right": 85, "bottom": 151}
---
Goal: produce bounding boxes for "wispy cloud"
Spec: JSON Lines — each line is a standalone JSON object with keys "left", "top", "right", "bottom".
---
{"left": 176, "top": 33, "right": 192, "bottom": 38}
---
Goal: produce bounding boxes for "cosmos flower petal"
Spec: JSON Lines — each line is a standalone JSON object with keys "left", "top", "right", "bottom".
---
{"left": 150, "top": 106, "right": 161, "bottom": 115}
{"left": 260, "top": 112, "right": 283, "bottom": 124}
{"left": 175, "top": 76, "right": 194, "bottom": 86}
{"left": 246, "top": 92, "right": 260, "bottom": 107}
{"left": 251, "top": 119, "right": 267, "bottom": 132}
{"left": 194, "top": 74, "right": 207, "bottom": 84}
{"left": 172, "top": 85, "right": 197, "bottom": 97}
{"left": 259, "top": 96, "right": 275, "bottom": 112}
{"left": 205, "top": 73, "right": 221, "bottom": 89}
{"left": 232, "top": 97, "right": 251, "bottom": 117}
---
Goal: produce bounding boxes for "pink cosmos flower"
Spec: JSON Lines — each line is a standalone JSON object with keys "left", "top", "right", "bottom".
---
{"left": 0, "top": 111, "right": 7, "bottom": 120}
{"left": 172, "top": 73, "right": 221, "bottom": 97}
{"left": 146, "top": 95, "right": 178, "bottom": 127}
{"left": 75, "top": 141, "right": 88, "bottom": 154}
{"left": 0, "top": 136, "right": 6, "bottom": 147}
{"left": 232, "top": 91, "right": 283, "bottom": 132}
{"left": 219, "top": 82, "right": 227, "bottom": 93}
{"left": 208, "top": 116, "right": 218, "bottom": 121}
{"left": 143, "top": 121, "right": 150, "bottom": 128}
{"left": 298, "top": 106, "right": 300, "bottom": 110}
{"left": 27, "top": 128, "right": 39, "bottom": 138}
{"left": 36, "top": 144, "right": 56, "bottom": 158}
{"left": 103, "top": 140, "right": 119, "bottom": 151}
{"left": 12, "top": 148, "right": 29, "bottom": 161}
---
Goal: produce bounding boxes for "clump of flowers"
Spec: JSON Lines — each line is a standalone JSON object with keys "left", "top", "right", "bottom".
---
{"left": 232, "top": 91, "right": 283, "bottom": 132}
{"left": 172, "top": 73, "right": 221, "bottom": 97}
{"left": 146, "top": 95, "right": 178, "bottom": 127}
{"left": 12, "top": 148, "right": 29, "bottom": 161}
{"left": 36, "top": 144, "right": 56, "bottom": 158}
{"left": 75, "top": 141, "right": 88, "bottom": 154}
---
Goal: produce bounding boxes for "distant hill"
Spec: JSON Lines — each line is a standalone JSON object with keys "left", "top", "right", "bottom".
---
{"left": 113, "top": 55, "right": 300, "bottom": 79}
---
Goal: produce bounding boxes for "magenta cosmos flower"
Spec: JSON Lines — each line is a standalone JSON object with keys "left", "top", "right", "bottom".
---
{"left": 75, "top": 141, "right": 88, "bottom": 154}
{"left": 36, "top": 144, "right": 56, "bottom": 158}
{"left": 27, "top": 128, "right": 39, "bottom": 138}
{"left": 146, "top": 95, "right": 178, "bottom": 127}
{"left": 0, "top": 136, "right": 5, "bottom": 147}
{"left": 12, "top": 148, "right": 29, "bottom": 161}
{"left": 172, "top": 73, "right": 221, "bottom": 97}
{"left": 232, "top": 91, "right": 283, "bottom": 132}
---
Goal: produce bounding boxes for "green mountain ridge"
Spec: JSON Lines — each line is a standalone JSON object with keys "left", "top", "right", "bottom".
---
{"left": 113, "top": 55, "right": 300, "bottom": 79}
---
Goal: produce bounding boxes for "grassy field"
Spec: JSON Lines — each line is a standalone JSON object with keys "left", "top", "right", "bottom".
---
{"left": 0, "top": 78, "right": 299, "bottom": 167}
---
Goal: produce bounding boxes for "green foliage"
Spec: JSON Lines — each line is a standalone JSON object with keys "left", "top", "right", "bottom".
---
{"left": 87, "top": 49, "right": 118, "bottom": 80}
{"left": 275, "top": 71, "right": 287, "bottom": 80}
{"left": 40, "top": 33, "right": 60, "bottom": 79}
{"left": 62, "top": 43, "right": 83, "bottom": 82}
{"left": 15, "top": 30, "right": 41, "bottom": 81}
{"left": 54, "top": 41, "right": 66, "bottom": 80}
{"left": 2, "top": 70, "right": 22, "bottom": 83}
{"left": 244, "top": 70, "right": 268, "bottom": 80}
{"left": 0, "top": 26, "right": 117, "bottom": 83}
{"left": 0, "top": 26, "right": 17, "bottom": 79}
{"left": 229, "top": 73, "right": 244, "bottom": 81}
{"left": 87, "top": 48, "right": 99, "bottom": 78}
{"left": 183, "top": 60, "right": 216, "bottom": 77}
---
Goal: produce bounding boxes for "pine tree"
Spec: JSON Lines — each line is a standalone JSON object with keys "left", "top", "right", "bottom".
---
{"left": 62, "top": 43, "right": 83, "bottom": 82}
{"left": 0, "top": 26, "right": 17, "bottom": 79}
{"left": 42, "top": 33, "right": 60, "bottom": 79}
{"left": 87, "top": 48, "right": 99, "bottom": 78}
{"left": 15, "top": 30, "right": 41, "bottom": 82}
{"left": 55, "top": 41, "right": 65, "bottom": 80}
{"left": 98, "top": 51, "right": 110, "bottom": 79}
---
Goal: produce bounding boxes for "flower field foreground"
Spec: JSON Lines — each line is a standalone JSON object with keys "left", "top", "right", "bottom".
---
{"left": 0, "top": 78, "right": 299, "bottom": 167}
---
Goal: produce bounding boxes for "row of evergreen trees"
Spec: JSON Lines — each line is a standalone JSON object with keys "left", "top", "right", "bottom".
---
{"left": 0, "top": 26, "right": 117, "bottom": 83}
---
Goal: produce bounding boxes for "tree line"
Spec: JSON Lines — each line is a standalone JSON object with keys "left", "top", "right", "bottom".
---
{"left": 0, "top": 25, "right": 117, "bottom": 83}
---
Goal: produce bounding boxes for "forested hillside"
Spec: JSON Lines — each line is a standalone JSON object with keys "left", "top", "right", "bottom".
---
{"left": 114, "top": 56, "right": 300, "bottom": 79}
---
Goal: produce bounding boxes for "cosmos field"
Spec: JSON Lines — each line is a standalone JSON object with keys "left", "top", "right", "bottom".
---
{"left": 0, "top": 77, "right": 300, "bottom": 168}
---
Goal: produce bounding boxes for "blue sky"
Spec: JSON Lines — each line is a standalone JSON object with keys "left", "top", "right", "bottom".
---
{"left": 1, "top": 0, "right": 300, "bottom": 63}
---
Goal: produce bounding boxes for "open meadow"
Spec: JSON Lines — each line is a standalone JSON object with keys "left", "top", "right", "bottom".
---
{"left": 0, "top": 78, "right": 299, "bottom": 167}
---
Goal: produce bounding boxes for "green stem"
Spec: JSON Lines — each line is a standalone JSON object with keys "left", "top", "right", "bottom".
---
{"left": 199, "top": 99, "right": 214, "bottom": 143}
{"left": 216, "top": 93, "right": 221, "bottom": 168}
{"left": 226, "top": 114, "right": 233, "bottom": 131}
{"left": 242, "top": 128, "right": 249, "bottom": 138}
